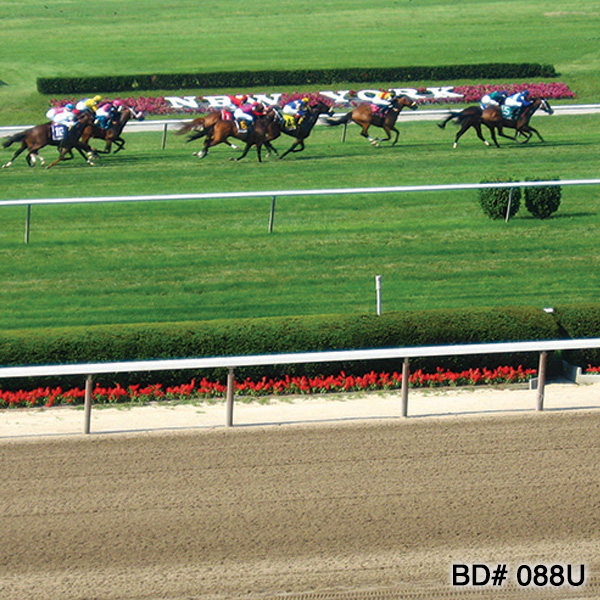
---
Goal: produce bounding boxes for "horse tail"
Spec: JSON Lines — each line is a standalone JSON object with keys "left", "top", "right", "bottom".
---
{"left": 176, "top": 119, "right": 202, "bottom": 135}
{"left": 321, "top": 112, "right": 352, "bottom": 127}
{"left": 2, "top": 131, "right": 27, "bottom": 148}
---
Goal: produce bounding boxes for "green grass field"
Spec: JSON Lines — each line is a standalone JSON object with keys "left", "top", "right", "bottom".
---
{"left": 0, "top": 0, "right": 599, "bottom": 333}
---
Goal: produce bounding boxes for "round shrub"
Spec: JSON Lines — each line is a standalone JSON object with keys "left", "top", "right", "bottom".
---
{"left": 479, "top": 180, "right": 521, "bottom": 220}
{"left": 524, "top": 182, "right": 561, "bottom": 219}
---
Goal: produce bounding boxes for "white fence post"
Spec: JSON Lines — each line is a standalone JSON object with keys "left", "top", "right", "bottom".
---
{"left": 84, "top": 375, "right": 93, "bottom": 434}
{"left": 401, "top": 358, "right": 410, "bottom": 417}
{"left": 226, "top": 367, "right": 235, "bottom": 426}
{"left": 537, "top": 351, "right": 548, "bottom": 411}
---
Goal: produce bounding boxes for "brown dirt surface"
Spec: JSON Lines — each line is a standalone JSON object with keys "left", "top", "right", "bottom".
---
{"left": 2, "top": 411, "right": 600, "bottom": 600}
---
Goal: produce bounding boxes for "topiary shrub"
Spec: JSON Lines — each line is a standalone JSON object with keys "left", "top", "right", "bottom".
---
{"left": 479, "top": 179, "right": 521, "bottom": 220}
{"left": 524, "top": 181, "right": 562, "bottom": 219}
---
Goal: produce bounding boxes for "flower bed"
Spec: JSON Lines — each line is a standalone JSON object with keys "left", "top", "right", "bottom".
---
{"left": 0, "top": 365, "right": 536, "bottom": 409}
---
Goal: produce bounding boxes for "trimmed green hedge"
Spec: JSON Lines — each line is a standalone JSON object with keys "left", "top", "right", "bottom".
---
{"left": 37, "top": 63, "right": 557, "bottom": 94}
{"left": 0, "top": 305, "right": 571, "bottom": 390}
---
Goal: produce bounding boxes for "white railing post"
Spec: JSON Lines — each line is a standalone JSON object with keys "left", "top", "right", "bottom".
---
{"left": 226, "top": 368, "right": 235, "bottom": 426}
{"left": 84, "top": 375, "right": 93, "bottom": 434}
{"left": 401, "top": 358, "right": 410, "bottom": 417}
{"left": 537, "top": 351, "right": 548, "bottom": 411}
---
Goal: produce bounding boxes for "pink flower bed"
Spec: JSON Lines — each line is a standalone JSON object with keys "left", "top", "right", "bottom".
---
{"left": 50, "top": 82, "right": 576, "bottom": 115}
{"left": 0, "top": 365, "right": 536, "bottom": 409}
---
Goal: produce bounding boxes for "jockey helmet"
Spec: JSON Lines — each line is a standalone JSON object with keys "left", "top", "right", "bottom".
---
{"left": 94, "top": 95, "right": 102, "bottom": 103}
{"left": 65, "top": 103, "right": 74, "bottom": 110}
{"left": 522, "top": 90, "right": 530, "bottom": 97}
{"left": 113, "top": 99, "right": 123, "bottom": 107}
{"left": 302, "top": 97, "right": 309, "bottom": 103}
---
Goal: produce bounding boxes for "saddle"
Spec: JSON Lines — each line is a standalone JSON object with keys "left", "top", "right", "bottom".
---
{"left": 220, "top": 109, "right": 233, "bottom": 121}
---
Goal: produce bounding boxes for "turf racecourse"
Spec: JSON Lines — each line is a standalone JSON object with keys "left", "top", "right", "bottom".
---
{"left": 0, "top": 0, "right": 599, "bottom": 332}
{"left": 1, "top": 114, "right": 600, "bottom": 331}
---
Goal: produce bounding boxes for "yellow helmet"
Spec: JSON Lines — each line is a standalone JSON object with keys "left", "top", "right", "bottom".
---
{"left": 93, "top": 95, "right": 102, "bottom": 103}
{"left": 302, "top": 97, "right": 309, "bottom": 103}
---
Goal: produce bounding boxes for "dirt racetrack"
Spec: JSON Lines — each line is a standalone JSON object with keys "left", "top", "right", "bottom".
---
{"left": 2, "top": 411, "right": 600, "bottom": 600}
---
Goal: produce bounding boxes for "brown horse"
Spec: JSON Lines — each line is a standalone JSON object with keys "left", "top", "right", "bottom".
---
{"left": 46, "top": 111, "right": 98, "bottom": 169}
{"left": 81, "top": 106, "right": 143, "bottom": 154}
{"left": 262, "top": 100, "right": 333, "bottom": 158}
{"left": 178, "top": 110, "right": 240, "bottom": 152}
{"left": 482, "top": 97, "right": 554, "bottom": 146}
{"left": 2, "top": 111, "right": 96, "bottom": 168}
{"left": 176, "top": 111, "right": 223, "bottom": 138}
{"left": 438, "top": 98, "right": 553, "bottom": 148}
{"left": 322, "top": 95, "right": 418, "bottom": 145}
{"left": 191, "top": 111, "right": 274, "bottom": 162}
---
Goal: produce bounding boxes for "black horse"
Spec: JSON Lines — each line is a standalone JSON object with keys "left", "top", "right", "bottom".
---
{"left": 264, "top": 100, "right": 332, "bottom": 159}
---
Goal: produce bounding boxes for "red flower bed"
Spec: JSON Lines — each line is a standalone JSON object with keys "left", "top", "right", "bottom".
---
{"left": 585, "top": 365, "right": 600, "bottom": 374}
{"left": 0, "top": 365, "right": 536, "bottom": 409}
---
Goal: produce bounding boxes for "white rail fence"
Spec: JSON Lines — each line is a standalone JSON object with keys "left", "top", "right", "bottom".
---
{"left": 2, "top": 179, "right": 600, "bottom": 243}
{"left": 2, "top": 103, "right": 598, "bottom": 137}
{"left": 1, "top": 337, "right": 600, "bottom": 434}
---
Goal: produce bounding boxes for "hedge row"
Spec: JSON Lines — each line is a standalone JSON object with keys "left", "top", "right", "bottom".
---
{"left": 4, "top": 303, "right": 597, "bottom": 391}
{"left": 37, "top": 63, "right": 557, "bottom": 95}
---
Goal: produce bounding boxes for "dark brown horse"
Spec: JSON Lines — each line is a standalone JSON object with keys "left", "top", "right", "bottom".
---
{"left": 438, "top": 98, "right": 553, "bottom": 148}
{"left": 322, "top": 95, "right": 418, "bottom": 145}
{"left": 81, "top": 106, "right": 143, "bottom": 154}
{"left": 46, "top": 111, "right": 97, "bottom": 169}
{"left": 190, "top": 111, "right": 274, "bottom": 162}
{"left": 263, "top": 100, "right": 333, "bottom": 158}
{"left": 2, "top": 111, "right": 96, "bottom": 168}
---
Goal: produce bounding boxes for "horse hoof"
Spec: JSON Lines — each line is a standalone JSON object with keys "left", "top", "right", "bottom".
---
{"left": 484, "top": 141, "right": 490, "bottom": 146}
{"left": 453, "top": 143, "right": 458, "bottom": 149}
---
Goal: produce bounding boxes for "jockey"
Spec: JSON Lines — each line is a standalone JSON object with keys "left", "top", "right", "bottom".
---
{"left": 95, "top": 100, "right": 120, "bottom": 129}
{"left": 504, "top": 90, "right": 532, "bottom": 118}
{"left": 479, "top": 90, "right": 508, "bottom": 109}
{"left": 282, "top": 97, "right": 309, "bottom": 124}
{"left": 76, "top": 95, "right": 102, "bottom": 115}
{"left": 371, "top": 90, "right": 396, "bottom": 117}
{"left": 47, "top": 103, "right": 78, "bottom": 142}
{"left": 230, "top": 95, "right": 256, "bottom": 132}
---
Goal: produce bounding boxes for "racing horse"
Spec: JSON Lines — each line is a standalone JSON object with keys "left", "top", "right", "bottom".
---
{"left": 438, "top": 98, "right": 553, "bottom": 148}
{"left": 45, "top": 110, "right": 98, "bottom": 168}
{"left": 2, "top": 111, "right": 96, "bottom": 168}
{"left": 177, "top": 110, "right": 240, "bottom": 151}
{"left": 262, "top": 100, "right": 333, "bottom": 159}
{"left": 322, "top": 95, "right": 418, "bottom": 145}
{"left": 81, "top": 106, "right": 144, "bottom": 154}
{"left": 191, "top": 111, "right": 275, "bottom": 162}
